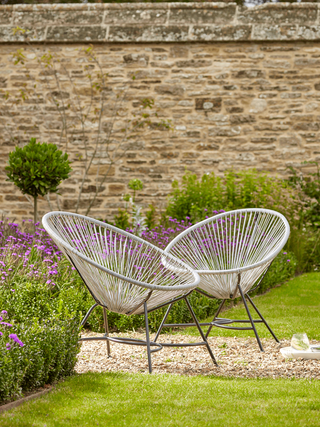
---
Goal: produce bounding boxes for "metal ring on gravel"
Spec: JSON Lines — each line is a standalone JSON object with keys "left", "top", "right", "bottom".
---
{"left": 79, "top": 335, "right": 163, "bottom": 353}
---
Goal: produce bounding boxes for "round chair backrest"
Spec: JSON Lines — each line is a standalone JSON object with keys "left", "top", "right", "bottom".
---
{"left": 42, "top": 212, "right": 199, "bottom": 315}
{"left": 165, "top": 208, "right": 290, "bottom": 299}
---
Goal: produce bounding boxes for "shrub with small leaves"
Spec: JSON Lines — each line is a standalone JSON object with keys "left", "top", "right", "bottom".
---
{"left": 5, "top": 138, "right": 72, "bottom": 224}
{"left": 0, "top": 308, "right": 80, "bottom": 403}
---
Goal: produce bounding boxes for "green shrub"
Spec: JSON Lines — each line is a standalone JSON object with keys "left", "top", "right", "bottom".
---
{"left": 0, "top": 311, "right": 80, "bottom": 403}
{"left": 165, "top": 169, "right": 303, "bottom": 224}
{"left": 0, "top": 280, "right": 81, "bottom": 402}
{"left": 5, "top": 138, "right": 72, "bottom": 224}
{"left": 287, "top": 161, "right": 320, "bottom": 227}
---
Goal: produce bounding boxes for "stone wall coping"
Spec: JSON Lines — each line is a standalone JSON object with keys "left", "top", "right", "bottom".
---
{"left": 0, "top": 2, "right": 320, "bottom": 11}
{"left": 1, "top": 2, "right": 237, "bottom": 11}
{"left": 1, "top": 2, "right": 320, "bottom": 42}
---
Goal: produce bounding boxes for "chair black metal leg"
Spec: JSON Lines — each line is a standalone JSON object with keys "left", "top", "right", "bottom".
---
{"left": 144, "top": 302, "right": 152, "bottom": 374}
{"left": 154, "top": 303, "right": 172, "bottom": 343}
{"left": 81, "top": 303, "right": 99, "bottom": 327}
{"left": 205, "top": 299, "right": 226, "bottom": 339}
{"left": 103, "top": 307, "right": 111, "bottom": 357}
{"left": 184, "top": 297, "right": 218, "bottom": 366}
{"left": 237, "top": 283, "right": 264, "bottom": 352}
{"left": 246, "top": 294, "right": 280, "bottom": 343}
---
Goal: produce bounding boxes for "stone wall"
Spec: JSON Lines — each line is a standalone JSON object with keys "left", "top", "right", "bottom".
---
{"left": 1, "top": 3, "right": 320, "bottom": 222}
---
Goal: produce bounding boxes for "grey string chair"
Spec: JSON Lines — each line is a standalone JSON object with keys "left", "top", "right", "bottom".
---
{"left": 155, "top": 208, "right": 290, "bottom": 351}
{"left": 42, "top": 212, "right": 217, "bottom": 373}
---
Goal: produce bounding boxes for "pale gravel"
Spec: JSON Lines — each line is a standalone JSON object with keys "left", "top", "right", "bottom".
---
{"left": 75, "top": 331, "right": 320, "bottom": 379}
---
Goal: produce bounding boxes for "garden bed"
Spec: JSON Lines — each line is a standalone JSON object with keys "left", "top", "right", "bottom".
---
{"left": 77, "top": 332, "right": 320, "bottom": 380}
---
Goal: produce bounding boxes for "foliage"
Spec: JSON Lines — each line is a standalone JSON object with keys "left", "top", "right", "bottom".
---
{"left": 249, "top": 251, "right": 297, "bottom": 297}
{"left": 163, "top": 169, "right": 320, "bottom": 273}
{"left": 128, "top": 179, "right": 143, "bottom": 203}
{"left": 145, "top": 204, "right": 157, "bottom": 230}
{"left": 113, "top": 208, "right": 130, "bottom": 231}
{"left": 165, "top": 169, "right": 303, "bottom": 225}
{"left": 5, "top": 138, "right": 72, "bottom": 224}
{"left": 113, "top": 179, "right": 147, "bottom": 235}
{"left": 0, "top": 308, "right": 80, "bottom": 403}
{"left": 287, "top": 161, "right": 320, "bottom": 227}
{"left": 286, "top": 225, "right": 320, "bottom": 274}
{"left": 0, "top": 219, "right": 78, "bottom": 289}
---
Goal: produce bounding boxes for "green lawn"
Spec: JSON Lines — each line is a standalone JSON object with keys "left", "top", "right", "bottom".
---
{"left": 1, "top": 373, "right": 320, "bottom": 427}
{"left": 1, "top": 273, "right": 320, "bottom": 426}
{"left": 180, "top": 272, "right": 320, "bottom": 341}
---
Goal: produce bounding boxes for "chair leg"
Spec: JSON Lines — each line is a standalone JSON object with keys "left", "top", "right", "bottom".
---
{"left": 153, "top": 303, "right": 172, "bottom": 343}
{"left": 81, "top": 303, "right": 99, "bottom": 327}
{"left": 246, "top": 294, "right": 280, "bottom": 343}
{"left": 205, "top": 299, "right": 226, "bottom": 339}
{"left": 237, "top": 283, "right": 264, "bottom": 352}
{"left": 103, "top": 307, "right": 111, "bottom": 357}
{"left": 144, "top": 301, "right": 152, "bottom": 374}
{"left": 184, "top": 297, "right": 219, "bottom": 367}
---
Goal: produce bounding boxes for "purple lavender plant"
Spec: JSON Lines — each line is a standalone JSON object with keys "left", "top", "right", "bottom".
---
{"left": 0, "top": 219, "right": 77, "bottom": 288}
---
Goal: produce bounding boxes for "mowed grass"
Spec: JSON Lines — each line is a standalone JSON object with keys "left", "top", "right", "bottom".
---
{"left": 1, "top": 372, "right": 320, "bottom": 427}
{"left": 180, "top": 272, "right": 320, "bottom": 340}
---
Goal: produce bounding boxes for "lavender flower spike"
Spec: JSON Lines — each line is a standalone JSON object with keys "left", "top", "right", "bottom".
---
{"left": 0, "top": 322, "right": 12, "bottom": 327}
{"left": 9, "top": 333, "right": 24, "bottom": 347}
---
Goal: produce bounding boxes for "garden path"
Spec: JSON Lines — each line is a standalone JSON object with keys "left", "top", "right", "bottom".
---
{"left": 76, "top": 332, "right": 320, "bottom": 379}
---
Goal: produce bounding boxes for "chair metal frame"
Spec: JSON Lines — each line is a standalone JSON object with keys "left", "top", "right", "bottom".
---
{"left": 157, "top": 208, "right": 290, "bottom": 351}
{"left": 42, "top": 211, "right": 218, "bottom": 373}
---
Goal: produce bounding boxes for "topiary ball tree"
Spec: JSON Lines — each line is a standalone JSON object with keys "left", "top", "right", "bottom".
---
{"left": 5, "top": 138, "right": 72, "bottom": 225}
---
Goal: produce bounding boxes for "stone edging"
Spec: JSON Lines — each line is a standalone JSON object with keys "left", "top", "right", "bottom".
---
{"left": 1, "top": 3, "right": 320, "bottom": 43}
{"left": 0, "top": 386, "right": 53, "bottom": 414}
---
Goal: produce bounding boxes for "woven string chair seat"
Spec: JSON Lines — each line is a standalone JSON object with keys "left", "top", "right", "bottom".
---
{"left": 166, "top": 208, "right": 290, "bottom": 299}
{"left": 155, "top": 208, "right": 290, "bottom": 352}
{"left": 42, "top": 212, "right": 218, "bottom": 372}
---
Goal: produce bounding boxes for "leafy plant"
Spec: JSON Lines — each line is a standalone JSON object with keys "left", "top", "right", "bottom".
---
{"left": 0, "top": 308, "right": 80, "bottom": 403}
{"left": 145, "top": 204, "right": 157, "bottom": 230}
{"left": 287, "top": 161, "right": 320, "bottom": 227}
{"left": 113, "top": 209, "right": 130, "bottom": 230}
{"left": 5, "top": 138, "right": 72, "bottom": 224}
{"left": 128, "top": 179, "right": 143, "bottom": 203}
{"left": 165, "top": 169, "right": 303, "bottom": 225}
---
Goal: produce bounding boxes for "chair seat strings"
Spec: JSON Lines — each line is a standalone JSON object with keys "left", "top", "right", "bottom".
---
{"left": 169, "top": 211, "right": 286, "bottom": 272}
{"left": 49, "top": 215, "right": 195, "bottom": 290}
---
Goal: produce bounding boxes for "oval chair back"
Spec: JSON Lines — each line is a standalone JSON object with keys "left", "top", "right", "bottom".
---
{"left": 158, "top": 208, "right": 290, "bottom": 352}
{"left": 42, "top": 212, "right": 200, "bottom": 316}
{"left": 165, "top": 208, "right": 290, "bottom": 300}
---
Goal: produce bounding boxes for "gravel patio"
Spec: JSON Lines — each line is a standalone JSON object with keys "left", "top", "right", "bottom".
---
{"left": 76, "top": 332, "right": 320, "bottom": 380}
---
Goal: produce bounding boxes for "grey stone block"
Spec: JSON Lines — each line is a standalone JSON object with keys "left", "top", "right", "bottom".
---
{"left": 238, "top": 4, "right": 318, "bottom": 25}
{"left": 0, "top": 26, "right": 46, "bottom": 42}
{"left": 47, "top": 26, "right": 106, "bottom": 42}
{"left": 109, "top": 25, "right": 189, "bottom": 42}
{"left": 0, "top": 10, "right": 13, "bottom": 26}
{"left": 191, "top": 25, "right": 251, "bottom": 41}
{"left": 169, "top": 4, "right": 236, "bottom": 25}
{"left": 252, "top": 25, "right": 298, "bottom": 41}
{"left": 13, "top": 11, "right": 103, "bottom": 27}
{"left": 105, "top": 9, "right": 168, "bottom": 25}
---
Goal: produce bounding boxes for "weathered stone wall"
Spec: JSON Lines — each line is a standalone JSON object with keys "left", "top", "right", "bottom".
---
{"left": 1, "top": 3, "right": 320, "bottom": 222}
